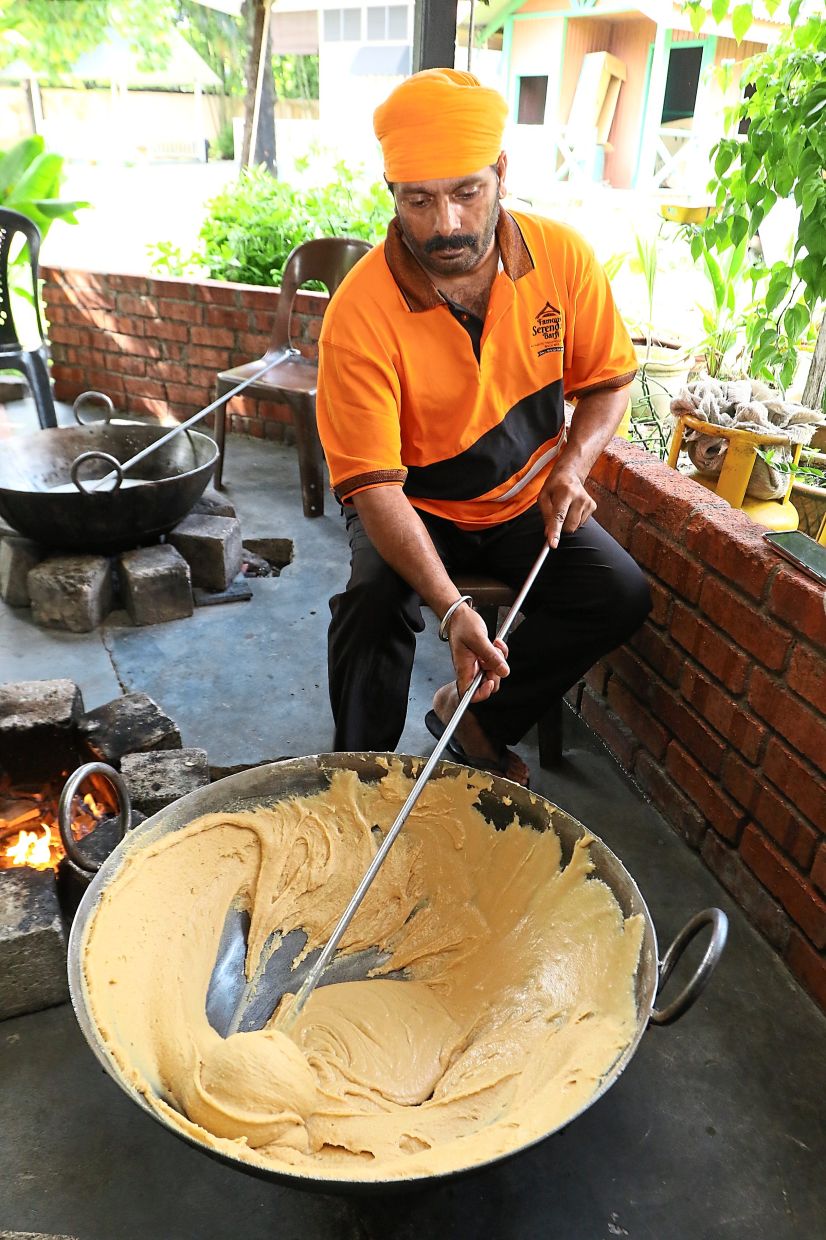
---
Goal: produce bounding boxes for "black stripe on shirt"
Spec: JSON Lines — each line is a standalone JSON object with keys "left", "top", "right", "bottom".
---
{"left": 403, "top": 379, "right": 565, "bottom": 502}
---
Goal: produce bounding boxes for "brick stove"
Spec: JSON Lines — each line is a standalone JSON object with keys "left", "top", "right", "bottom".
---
{"left": 0, "top": 678, "right": 214, "bottom": 1020}
{"left": 0, "top": 488, "right": 293, "bottom": 633}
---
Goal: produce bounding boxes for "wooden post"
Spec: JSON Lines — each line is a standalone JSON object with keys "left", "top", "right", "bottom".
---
{"left": 241, "top": 0, "right": 274, "bottom": 170}
{"left": 413, "top": 0, "right": 458, "bottom": 72}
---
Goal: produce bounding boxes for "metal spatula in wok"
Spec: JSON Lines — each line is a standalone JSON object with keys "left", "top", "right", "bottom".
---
{"left": 203, "top": 542, "right": 551, "bottom": 1037}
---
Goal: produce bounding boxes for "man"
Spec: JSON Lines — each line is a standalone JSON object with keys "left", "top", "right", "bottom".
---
{"left": 316, "top": 69, "right": 650, "bottom": 785}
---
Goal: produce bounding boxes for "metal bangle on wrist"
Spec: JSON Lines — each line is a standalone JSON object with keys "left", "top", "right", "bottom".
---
{"left": 438, "top": 595, "right": 473, "bottom": 642}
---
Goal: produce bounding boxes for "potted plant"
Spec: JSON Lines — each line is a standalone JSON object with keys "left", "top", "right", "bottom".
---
{"left": 625, "top": 235, "right": 692, "bottom": 456}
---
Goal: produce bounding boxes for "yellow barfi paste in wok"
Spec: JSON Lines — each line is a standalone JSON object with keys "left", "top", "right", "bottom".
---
{"left": 82, "top": 766, "right": 643, "bottom": 1182}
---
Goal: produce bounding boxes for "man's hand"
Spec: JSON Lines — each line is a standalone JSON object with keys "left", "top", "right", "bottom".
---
{"left": 447, "top": 603, "right": 510, "bottom": 702}
{"left": 538, "top": 385, "right": 632, "bottom": 547}
{"left": 539, "top": 464, "right": 596, "bottom": 549}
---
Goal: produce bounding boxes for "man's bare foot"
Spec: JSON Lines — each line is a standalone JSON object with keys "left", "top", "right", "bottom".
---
{"left": 432, "top": 683, "right": 530, "bottom": 786}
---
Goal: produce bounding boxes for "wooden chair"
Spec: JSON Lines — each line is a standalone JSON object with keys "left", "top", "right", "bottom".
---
{"left": 452, "top": 572, "right": 564, "bottom": 770}
{"left": 213, "top": 236, "right": 371, "bottom": 516}
{"left": 667, "top": 414, "right": 802, "bottom": 531}
{"left": 0, "top": 207, "right": 57, "bottom": 429}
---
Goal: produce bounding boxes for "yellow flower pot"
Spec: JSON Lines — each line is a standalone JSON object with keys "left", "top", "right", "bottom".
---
{"left": 659, "top": 202, "right": 718, "bottom": 225}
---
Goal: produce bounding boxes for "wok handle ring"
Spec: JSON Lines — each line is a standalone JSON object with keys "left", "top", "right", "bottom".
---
{"left": 71, "top": 451, "right": 124, "bottom": 493}
{"left": 650, "top": 908, "right": 729, "bottom": 1026}
{"left": 58, "top": 763, "right": 132, "bottom": 874}
{"left": 73, "top": 391, "right": 115, "bottom": 425}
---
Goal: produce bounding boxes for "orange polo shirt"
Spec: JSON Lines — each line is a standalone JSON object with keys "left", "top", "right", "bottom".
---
{"left": 316, "top": 209, "right": 636, "bottom": 529}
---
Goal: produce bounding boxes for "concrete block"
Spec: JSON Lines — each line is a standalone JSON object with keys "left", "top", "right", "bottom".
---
{"left": 242, "top": 537, "right": 293, "bottom": 571}
{"left": 80, "top": 692, "right": 182, "bottom": 764}
{"left": 191, "top": 489, "right": 237, "bottom": 518}
{"left": 0, "top": 868, "right": 68, "bottom": 1020}
{"left": 28, "top": 555, "right": 113, "bottom": 633}
{"left": 168, "top": 514, "right": 243, "bottom": 591}
{"left": 0, "top": 537, "right": 45, "bottom": 607}
{"left": 0, "top": 679, "right": 83, "bottom": 733}
{"left": 118, "top": 545, "right": 193, "bottom": 626}
{"left": 0, "top": 679, "right": 85, "bottom": 779}
{"left": 120, "top": 748, "right": 210, "bottom": 817}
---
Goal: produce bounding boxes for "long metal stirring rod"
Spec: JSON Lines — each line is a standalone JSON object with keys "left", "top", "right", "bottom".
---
{"left": 86, "top": 355, "right": 285, "bottom": 492}
{"left": 279, "top": 540, "right": 552, "bottom": 1031}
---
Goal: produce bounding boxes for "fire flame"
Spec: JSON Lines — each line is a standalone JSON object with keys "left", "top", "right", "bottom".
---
{"left": 0, "top": 775, "right": 115, "bottom": 871}
{"left": 7, "top": 824, "right": 54, "bottom": 870}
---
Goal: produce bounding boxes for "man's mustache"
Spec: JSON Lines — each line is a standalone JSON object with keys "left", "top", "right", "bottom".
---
{"left": 425, "top": 234, "right": 476, "bottom": 253}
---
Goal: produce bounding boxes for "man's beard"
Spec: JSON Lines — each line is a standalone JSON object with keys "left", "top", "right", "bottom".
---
{"left": 400, "top": 197, "right": 500, "bottom": 276}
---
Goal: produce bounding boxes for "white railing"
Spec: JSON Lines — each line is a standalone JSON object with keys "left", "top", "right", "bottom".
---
{"left": 651, "top": 126, "right": 707, "bottom": 191}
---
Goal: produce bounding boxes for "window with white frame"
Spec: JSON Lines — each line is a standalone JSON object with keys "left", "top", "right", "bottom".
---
{"left": 323, "top": 7, "right": 363, "bottom": 41}
{"left": 366, "top": 5, "right": 409, "bottom": 41}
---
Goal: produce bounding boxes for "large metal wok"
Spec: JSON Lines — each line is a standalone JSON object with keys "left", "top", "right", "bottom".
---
{"left": 66, "top": 753, "right": 727, "bottom": 1194}
{"left": 0, "top": 417, "right": 217, "bottom": 553}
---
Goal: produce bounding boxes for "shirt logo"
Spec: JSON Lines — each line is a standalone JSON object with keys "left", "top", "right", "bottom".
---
{"left": 532, "top": 301, "right": 563, "bottom": 356}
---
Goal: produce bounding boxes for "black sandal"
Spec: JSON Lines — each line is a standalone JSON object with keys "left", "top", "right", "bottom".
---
{"left": 424, "top": 710, "right": 530, "bottom": 788}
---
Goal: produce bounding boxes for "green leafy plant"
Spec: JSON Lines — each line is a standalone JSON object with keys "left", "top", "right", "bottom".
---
{"left": 272, "top": 53, "right": 319, "bottom": 100}
{"left": 0, "top": 0, "right": 178, "bottom": 78}
{"left": 697, "top": 9, "right": 825, "bottom": 390}
{"left": 623, "top": 233, "right": 690, "bottom": 458}
{"left": 0, "top": 135, "right": 87, "bottom": 341}
{"left": 150, "top": 161, "right": 393, "bottom": 287}
{"left": 0, "top": 135, "right": 88, "bottom": 239}
{"left": 601, "top": 251, "right": 627, "bottom": 283}
{"left": 682, "top": 223, "right": 750, "bottom": 378}
{"left": 211, "top": 120, "right": 236, "bottom": 162}
{"left": 758, "top": 446, "right": 826, "bottom": 489}
{"left": 630, "top": 234, "right": 658, "bottom": 359}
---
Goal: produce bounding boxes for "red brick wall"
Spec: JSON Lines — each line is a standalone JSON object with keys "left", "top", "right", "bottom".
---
{"left": 581, "top": 439, "right": 826, "bottom": 1010}
{"left": 39, "top": 268, "right": 826, "bottom": 1011}
{"left": 40, "top": 267, "right": 326, "bottom": 440}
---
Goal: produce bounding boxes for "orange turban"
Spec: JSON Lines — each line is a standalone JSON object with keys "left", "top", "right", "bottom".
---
{"left": 373, "top": 68, "right": 508, "bottom": 183}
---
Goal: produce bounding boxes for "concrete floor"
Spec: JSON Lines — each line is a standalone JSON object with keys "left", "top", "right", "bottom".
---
{"left": 1, "top": 400, "right": 825, "bottom": 1240}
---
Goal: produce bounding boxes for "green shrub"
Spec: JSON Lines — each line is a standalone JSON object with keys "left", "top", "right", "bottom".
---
{"left": 150, "top": 161, "right": 393, "bottom": 287}
{"left": 211, "top": 121, "right": 236, "bottom": 162}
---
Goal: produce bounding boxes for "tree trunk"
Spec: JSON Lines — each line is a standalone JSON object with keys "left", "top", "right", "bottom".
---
{"left": 240, "top": 0, "right": 276, "bottom": 173}
{"left": 801, "top": 315, "right": 826, "bottom": 415}
{"left": 255, "top": 19, "right": 277, "bottom": 173}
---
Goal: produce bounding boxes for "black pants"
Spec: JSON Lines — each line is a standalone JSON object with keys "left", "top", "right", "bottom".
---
{"left": 328, "top": 504, "right": 651, "bottom": 752}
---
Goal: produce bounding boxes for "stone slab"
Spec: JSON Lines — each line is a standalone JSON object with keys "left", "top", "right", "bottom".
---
{"left": 0, "top": 537, "right": 44, "bottom": 607}
{"left": 0, "top": 679, "right": 83, "bottom": 733}
{"left": 28, "top": 555, "right": 113, "bottom": 633}
{"left": 193, "top": 578, "right": 253, "bottom": 607}
{"left": 0, "top": 678, "right": 86, "bottom": 779}
{"left": 191, "top": 489, "right": 237, "bottom": 518}
{"left": 80, "top": 692, "right": 182, "bottom": 763}
{"left": 120, "top": 748, "right": 210, "bottom": 816}
{"left": 118, "top": 545, "right": 193, "bottom": 626}
{"left": 168, "top": 514, "right": 243, "bottom": 591}
{"left": 242, "top": 537, "right": 293, "bottom": 571}
{"left": 0, "top": 868, "right": 68, "bottom": 1020}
